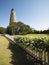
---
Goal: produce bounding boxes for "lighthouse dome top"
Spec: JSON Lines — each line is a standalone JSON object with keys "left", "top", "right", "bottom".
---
{"left": 11, "top": 8, "right": 15, "bottom": 11}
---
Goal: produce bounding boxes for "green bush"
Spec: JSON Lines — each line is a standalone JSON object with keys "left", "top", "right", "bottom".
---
{"left": 14, "top": 37, "right": 49, "bottom": 51}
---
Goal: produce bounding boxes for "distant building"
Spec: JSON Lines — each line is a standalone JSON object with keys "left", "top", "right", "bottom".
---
{"left": 10, "top": 8, "right": 16, "bottom": 23}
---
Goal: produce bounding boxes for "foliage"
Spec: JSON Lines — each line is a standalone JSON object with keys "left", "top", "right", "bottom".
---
{"left": 33, "top": 29, "right": 49, "bottom": 34}
{"left": 0, "top": 27, "right": 6, "bottom": 34}
{"left": 6, "top": 22, "right": 17, "bottom": 35}
{"left": 14, "top": 36, "right": 49, "bottom": 51}
{"left": 16, "top": 21, "right": 33, "bottom": 34}
{"left": 6, "top": 21, "right": 33, "bottom": 35}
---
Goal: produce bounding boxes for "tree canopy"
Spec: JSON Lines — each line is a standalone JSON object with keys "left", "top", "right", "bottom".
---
{"left": 6, "top": 21, "right": 33, "bottom": 35}
{"left": 0, "top": 27, "right": 6, "bottom": 34}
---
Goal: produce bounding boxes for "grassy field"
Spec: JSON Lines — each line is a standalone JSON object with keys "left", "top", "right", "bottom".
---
{"left": 0, "top": 36, "right": 12, "bottom": 65}
{"left": 14, "top": 34, "right": 49, "bottom": 39}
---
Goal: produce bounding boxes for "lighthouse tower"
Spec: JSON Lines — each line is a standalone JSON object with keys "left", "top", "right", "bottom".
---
{"left": 10, "top": 8, "right": 16, "bottom": 23}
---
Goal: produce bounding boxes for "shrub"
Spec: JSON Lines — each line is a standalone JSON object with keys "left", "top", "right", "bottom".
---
{"left": 14, "top": 37, "right": 49, "bottom": 51}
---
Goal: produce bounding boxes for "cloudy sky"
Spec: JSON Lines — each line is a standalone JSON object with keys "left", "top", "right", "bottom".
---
{"left": 0, "top": 0, "right": 49, "bottom": 30}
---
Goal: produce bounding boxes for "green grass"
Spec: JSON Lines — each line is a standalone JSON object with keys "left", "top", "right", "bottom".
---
{"left": 14, "top": 34, "right": 49, "bottom": 39}
{"left": 0, "top": 36, "right": 12, "bottom": 65}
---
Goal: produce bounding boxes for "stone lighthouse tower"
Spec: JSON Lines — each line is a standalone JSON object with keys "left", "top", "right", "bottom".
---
{"left": 10, "top": 8, "right": 16, "bottom": 23}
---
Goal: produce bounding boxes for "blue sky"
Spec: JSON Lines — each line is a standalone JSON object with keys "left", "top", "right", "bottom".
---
{"left": 0, "top": 0, "right": 49, "bottom": 30}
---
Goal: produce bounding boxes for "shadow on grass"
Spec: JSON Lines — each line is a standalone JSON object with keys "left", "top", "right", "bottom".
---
{"left": 8, "top": 42, "right": 37, "bottom": 65}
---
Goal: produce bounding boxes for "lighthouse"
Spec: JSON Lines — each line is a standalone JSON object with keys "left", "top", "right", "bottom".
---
{"left": 10, "top": 8, "right": 16, "bottom": 23}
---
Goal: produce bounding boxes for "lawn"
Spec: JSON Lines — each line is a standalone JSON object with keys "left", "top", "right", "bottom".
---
{"left": 0, "top": 36, "right": 12, "bottom": 65}
{"left": 14, "top": 34, "right": 49, "bottom": 39}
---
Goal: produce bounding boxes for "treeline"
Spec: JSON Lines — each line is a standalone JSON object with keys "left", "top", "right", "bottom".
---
{"left": 0, "top": 21, "right": 32, "bottom": 35}
{"left": 0, "top": 21, "right": 49, "bottom": 35}
{"left": 33, "top": 29, "right": 49, "bottom": 34}
{"left": 0, "top": 27, "right": 6, "bottom": 34}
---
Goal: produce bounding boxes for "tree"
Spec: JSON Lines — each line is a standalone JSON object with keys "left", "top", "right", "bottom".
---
{"left": 0, "top": 27, "right": 6, "bottom": 34}
{"left": 6, "top": 21, "right": 33, "bottom": 35}
{"left": 15, "top": 21, "right": 33, "bottom": 35}
{"left": 6, "top": 22, "right": 17, "bottom": 35}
